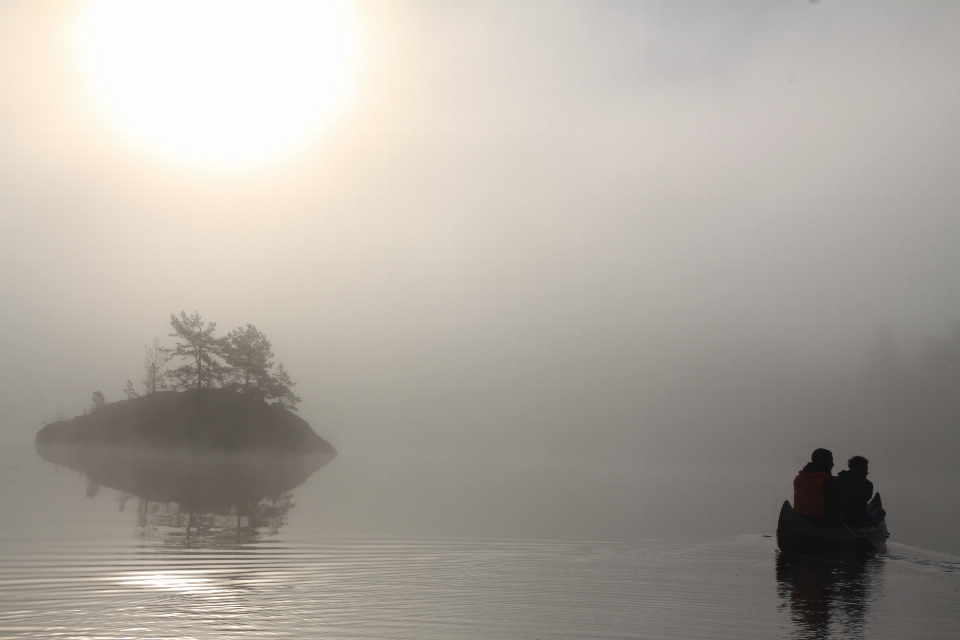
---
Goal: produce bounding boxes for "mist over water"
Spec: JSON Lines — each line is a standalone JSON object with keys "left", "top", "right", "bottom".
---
{"left": 2, "top": 1, "right": 960, "bottom": 637}
{"left": 3, "top": 447, "right": 959, "bottom": 639}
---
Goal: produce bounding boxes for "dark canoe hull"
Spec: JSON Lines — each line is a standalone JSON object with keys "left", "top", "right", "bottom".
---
{"left": 776, "top": 497, "right": 888, "bottom": 554}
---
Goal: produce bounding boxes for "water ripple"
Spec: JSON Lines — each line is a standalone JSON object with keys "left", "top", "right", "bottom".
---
{"left": 2, "top": 537, "right": 959, "bottom": 639}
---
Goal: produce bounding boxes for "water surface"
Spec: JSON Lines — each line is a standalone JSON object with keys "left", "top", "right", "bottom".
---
{"left": 2, "top": 445, "right": 957, "bottom": 639}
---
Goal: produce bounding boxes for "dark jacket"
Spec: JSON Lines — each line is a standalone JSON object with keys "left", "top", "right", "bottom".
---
{"left": 836, "top": 469, "right": 873, "bottom": 522}
{"left": 793, "top": 462, "right": 838, "bottom": 522}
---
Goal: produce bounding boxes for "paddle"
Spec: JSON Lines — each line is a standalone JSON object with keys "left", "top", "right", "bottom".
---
{"left": 841, "top": 521, "right": 876, "bottom": 555}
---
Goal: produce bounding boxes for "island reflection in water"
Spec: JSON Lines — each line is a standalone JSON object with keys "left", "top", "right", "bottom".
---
{"left": 36, "top": 440, "right": 334, "bottom": 548}
{"left": 776, "top": 551, "right": 884, "bottom": 640}
{"left": 131, "top": 493, "right": 294, "bottom": 548}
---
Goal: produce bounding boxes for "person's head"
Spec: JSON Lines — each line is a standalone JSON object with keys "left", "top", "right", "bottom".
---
{"left": 848, "top": 456, "right": 869, "bottom": 474}
{"left": 811, "top": 448, "right": 834, "bottom": 469}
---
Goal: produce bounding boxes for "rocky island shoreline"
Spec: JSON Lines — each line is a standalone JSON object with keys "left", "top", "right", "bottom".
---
{"left": 37, "top": 389, "right": 336, "bottom": 456}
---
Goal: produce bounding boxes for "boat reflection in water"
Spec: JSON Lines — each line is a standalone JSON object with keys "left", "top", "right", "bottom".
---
{"left": 776, "top": 551, "right": 883, "bottom": 640}
{"left": 36, "top": 440, "right": 335, "bottom": 548}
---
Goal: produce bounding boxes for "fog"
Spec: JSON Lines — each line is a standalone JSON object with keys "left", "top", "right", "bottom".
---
{"left": 2, "top": 2, "right": 959, "bottom": 553}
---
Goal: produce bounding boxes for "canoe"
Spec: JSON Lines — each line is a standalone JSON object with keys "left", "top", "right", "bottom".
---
{"left": 776, "top": 493, "right": 888, "bottom": 554}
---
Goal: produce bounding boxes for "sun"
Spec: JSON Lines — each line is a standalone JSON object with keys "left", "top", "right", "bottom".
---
{"left": 74, "top": 0, "right": 360, "bottom": 169}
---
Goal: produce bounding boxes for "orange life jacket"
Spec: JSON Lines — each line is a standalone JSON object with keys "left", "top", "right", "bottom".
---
{"left": 793, "top": 470, "right": 833, "bottom": 519}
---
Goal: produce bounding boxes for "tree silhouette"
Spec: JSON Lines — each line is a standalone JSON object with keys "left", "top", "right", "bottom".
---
{"left": 142, "top": 338, "right": 173, "bottom": 394}
{"left": 270, "top": 362, "right": 301, "bottom": 411}
{"left": 166, "top": 311, "right": 227, "bottom": 393}
{"left": 90, "top": 391, "right": 106, "bottom": 410}
{"left": 124, "top": 380, "right": 139, "bottom": 399}
{"left": 222, "top": 325, "right": 275, "bottom": 399}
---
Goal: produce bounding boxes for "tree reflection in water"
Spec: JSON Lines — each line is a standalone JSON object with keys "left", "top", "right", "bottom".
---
{"left": 776, "top": 551, "right": 883, "bottom": 640}
{"left": 134, "top": 494, "right": 294, "bottom": 548}
{"left": 36, "top": 441, "right": 333, "bottom": 549}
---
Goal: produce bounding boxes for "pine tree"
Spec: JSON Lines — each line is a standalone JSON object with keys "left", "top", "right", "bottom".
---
{"left": 91, "top": 391, "right": 107, "bottom": 411}
{"left": 142, "top": 338, "right": 173, "bottom": 394}
{"left": 222, "top": 325, "right": 275, "bottom": 399}
{"left": 166, "top": 311, "right": 227, "bottom": 393}
{"left": 124, "top": 380, "right": 139, "bottom": 399}
{"left": 270, "top": 363, "right": 301, "bottom": 411}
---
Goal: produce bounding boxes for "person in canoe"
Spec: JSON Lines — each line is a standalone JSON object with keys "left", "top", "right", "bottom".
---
{"left": 837, "top": 456, "right": 886, "bottom": 526}
{"left": 792, "top": 448, "right": 839, "bottom": 525}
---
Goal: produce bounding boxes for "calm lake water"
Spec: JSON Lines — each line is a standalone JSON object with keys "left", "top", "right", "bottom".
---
{"left": 2, "top": 443, "right": 958, "bottom": 640}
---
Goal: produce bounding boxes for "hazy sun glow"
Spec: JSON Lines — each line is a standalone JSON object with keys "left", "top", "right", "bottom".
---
{"left": 75, "top": 0, "right": 359, "bottom": 169}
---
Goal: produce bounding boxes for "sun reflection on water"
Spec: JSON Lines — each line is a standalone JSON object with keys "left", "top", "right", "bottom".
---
{"left": 120, "top": 571, "right": 224, "bottom": 596}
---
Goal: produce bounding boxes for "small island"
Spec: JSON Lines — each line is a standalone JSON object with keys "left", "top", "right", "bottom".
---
{"left": 35, "top": 312, "right": 336, "bottom": 508}
{"left": 36, "top": 388, "right": 337, "bottom": 456}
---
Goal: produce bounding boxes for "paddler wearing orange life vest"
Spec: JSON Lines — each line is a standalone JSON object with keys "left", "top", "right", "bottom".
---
{"left": 793, "top": 448, "right": 839, "bottom": 524}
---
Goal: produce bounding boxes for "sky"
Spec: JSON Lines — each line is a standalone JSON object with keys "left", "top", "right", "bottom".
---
{"left": 2, "top": 1, "right": 959, "bottom": 550}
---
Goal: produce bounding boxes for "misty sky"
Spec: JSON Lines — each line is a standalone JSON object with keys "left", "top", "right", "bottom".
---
{"left": 2, "top": 1, "right": 959, "bottom": 546}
